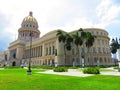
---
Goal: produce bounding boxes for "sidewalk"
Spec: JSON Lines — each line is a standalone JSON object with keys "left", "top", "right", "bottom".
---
{"left": 38, "top": 69, "right": 94, "bottom": 77}
{"left": 38, "top": 68, "right": 120, "bottom": 77}
{"left": 0, "top": 68, "right": 4, "bottom": 70}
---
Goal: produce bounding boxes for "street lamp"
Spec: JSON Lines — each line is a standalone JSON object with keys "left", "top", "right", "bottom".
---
{"left": 27, "top": 32, "right": 33, "bottom": 75}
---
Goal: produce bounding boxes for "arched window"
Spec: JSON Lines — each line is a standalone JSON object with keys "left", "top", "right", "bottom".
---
{"left": 26, "top": 24, "right": 28, "bottom": 27}
{"left": 13, "top": 53, "right": 16, "bottom": 59}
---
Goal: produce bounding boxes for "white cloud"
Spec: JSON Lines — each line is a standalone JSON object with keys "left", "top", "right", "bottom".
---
{"left": 96, "top": 0, "right": 112, "bottom": 17}
{"left": 96, "top": 0, "right": 120, "bottom": 28}
{"left": 60, "top": 17, "right": 94, "bottom": 31}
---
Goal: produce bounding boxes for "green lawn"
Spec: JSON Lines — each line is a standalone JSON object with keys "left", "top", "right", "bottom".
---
{"left": 0, "top": 69, "right": 120, "bottom": 90}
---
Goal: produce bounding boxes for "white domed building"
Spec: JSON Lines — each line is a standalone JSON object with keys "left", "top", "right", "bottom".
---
{"left": 18, "top": 11, "right": 40, "bottom": 41}
{"left": 0, "top": 12, "right": 114, "bottom": 67}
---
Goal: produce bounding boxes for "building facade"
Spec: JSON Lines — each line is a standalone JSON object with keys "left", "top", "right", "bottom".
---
{"left": 0, "top": 12, "right": 113, "bottom": 67}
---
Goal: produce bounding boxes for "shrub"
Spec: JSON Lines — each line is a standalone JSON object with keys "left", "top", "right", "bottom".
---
{"left": 114, "top": 66, "right": 119, "bottom": 69}
{"left": 83, "top": 67, "right": 100, "bottom": 74}
{"left": 53, "top": 67, "right": 68, "bottom": 72}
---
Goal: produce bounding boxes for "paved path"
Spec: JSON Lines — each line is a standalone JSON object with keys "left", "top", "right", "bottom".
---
{"left": 100, "top": 67, "right": 120, "bottom": 76}
{"left": 0, "top": 68, "right": 4, "bottom": 70}
{"left": 39, "top": 69, "right": 94, "bottom": 77}
{"left": 38, "top": 68, "right": 120, "bottom": 77}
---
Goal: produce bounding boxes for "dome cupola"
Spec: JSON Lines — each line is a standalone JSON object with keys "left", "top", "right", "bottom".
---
{"left": 18, "top": 12, "right": 40, "bottom": 41}
{"left": 21, "top": 11, "right": 38, "bottom": 29}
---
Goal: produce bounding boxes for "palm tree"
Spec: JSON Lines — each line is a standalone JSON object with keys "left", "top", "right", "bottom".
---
{"left": 85, "top": 32, "right": 95, "bottom": 48}
{"left": 110, "top": 38, "right": 119, "bottom": 65}
{"left": 56, "top": 30, "right": 66, "bottom": 65}
{"left": 56, "top": 30, "right": 73, "bottom": 65}
{"left": 66, "top": 33, "right": 73, "bottom": 51}
{"left": 83, "top": 32, "right": 96, "bottom": 66}
{"left": 56, "top": 30, "right": 66, "bottom": 43}
{"left": 72, "top": 31, "right": 83, "bottom": 66}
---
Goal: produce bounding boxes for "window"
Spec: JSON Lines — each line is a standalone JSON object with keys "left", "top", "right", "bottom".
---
{"left": 102, "top": 40, "right": 104, "bottom": 45}
{"left": 10, "top": 49, "right": 17, "bottom": 59}
{"left": 91, "top": 31, "right": 94, "bottom": 35}
{"left": 104, "top": 58, "right": 107, "bottom": 63}
{"left": 13, "top": 53, "right": 16, "bottom": 59}
{"left": 52, "top": 46, "right": 55, "bottom": 55}
{"left": 72, "top": 48, "right": 74, "bottom": 55}
{"left": 97, "top": 40, "right": 100, "bottom": 45}
{"left": 98, "top": 47, "right": 101, "bottom": 53}
{"left": 23, "top": 33, "right": 24, "bottom": 36}
{"left": 88, "top": 58, "right": 90, "bottom": 63}
{"left": 49, "top": 47, "right": 51, "bottom": 55}
{"left": 103, "top": 48, "right": 105, "bottom": 53}
{"left": 46, "top": 47, "right": 48, "bottom": 55}
{"left": 104, "top": 33, "right": 106, "bottom": 35}
{"left": 40, "top": 46, "right": 42, "bottom": 56}
{"left": 93, "top": 47, "right": 96, "bottom": 53}
{"left": 5, "top": 55, "right": 7, "bottom": 61}
{"left": 94, "top": 57, "right": 97, "bottom": 63}
{"left": 96, "top": 32, "right": 99, "bottom": 35}
{"left": 100, "top": 58, "right": 102, "bottom": 63}
{"left": 87, "top": 48, "right": 90, "bottom": 53}
{"left": 26, "top": 24, "right": 28, "bottom": 27}
{"left": 81, "top": 48, "right": 84, "bottom": 53}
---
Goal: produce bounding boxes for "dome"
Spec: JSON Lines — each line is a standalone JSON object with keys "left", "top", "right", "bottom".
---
{"left": 18, "top": 11, "right": 40, "bottom": 41}
{"left": 23, "top": 12, "right": 37, "bottom": 23}
{"left": 21, "top": 11, "right": 38, "bottom": 29}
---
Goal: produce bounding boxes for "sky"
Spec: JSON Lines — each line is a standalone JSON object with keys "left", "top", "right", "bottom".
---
{"left": 0, "top": 0, "right": 120, "bottom": 51}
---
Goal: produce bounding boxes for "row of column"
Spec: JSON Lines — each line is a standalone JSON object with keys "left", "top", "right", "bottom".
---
{"left": 26, "top": 59, "right": 55, "bottom": 66}
{"left": 24, "top": 42, "right": 56, "bottom": 59}
{"left": 24, "top": 45, "right": 42, "bottom": 58}
{"left": 18, "top": 31, "right": 39, "bottom": 40}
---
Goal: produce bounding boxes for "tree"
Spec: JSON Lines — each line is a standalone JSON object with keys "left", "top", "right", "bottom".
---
{"left": 83, "top": 31, "right": 96, "bottom": 66}
{"left": 56, "top": 30, "right": 73, "bottom": 65}
{"left": 111, "top": 38, "right": 119, "bottom": 54}
{"left": 65, "top": 33, "right": 73, "bottom": 51}
{"left": 56, "top": 30, "right": 66, "bottom": 65}
{"left": 56, "top": 30, "right": 66, "bottom": 43}
{"left": 72, "top": 30, "right": 83, "bottom": 66}
{"left": 110, "top": 38, "right": 120, "bottom": 65}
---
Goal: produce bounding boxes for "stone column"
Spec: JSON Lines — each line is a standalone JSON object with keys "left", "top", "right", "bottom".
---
{"left": 82, "top": 58, "right": 84, "bottom": 67}
{"left": 47, "top": 59, "right": 49, "bottom": 65}
{"left": 42, "top": 43, "right": 45, "bottom": 56}
{"left": 50, "top": 60, "right": 52, "bottom": 66}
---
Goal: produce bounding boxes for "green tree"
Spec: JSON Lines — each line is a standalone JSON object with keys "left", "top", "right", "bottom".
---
{"left": 65, "top": 33, "right": 73, "bottom": 51}
{"left": 72, "top": 29, "right": 83, "bottom": 66}
{"left": 56, "top": 30, "right": 66, "bottom": 65}
{"left": 82, "top": 31, "right": 96, "bottom": 66}
{"left": 110, "top": 38, "right": 119, "bottom": 54}
{"left": 56, "top": 30, "right": 73, "bottom": 65}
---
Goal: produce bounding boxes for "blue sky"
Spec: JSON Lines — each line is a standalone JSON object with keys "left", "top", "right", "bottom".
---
{"left": 0, "top": 0, "right": 120, "bottom": 51}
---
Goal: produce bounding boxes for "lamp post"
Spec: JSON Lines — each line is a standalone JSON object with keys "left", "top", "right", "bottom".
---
{"left": 27, "top": 32, "right": 33, "bottom": 75}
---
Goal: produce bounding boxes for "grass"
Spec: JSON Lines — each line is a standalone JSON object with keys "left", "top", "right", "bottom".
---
{"left": 0, "top": 68, "right": 120, "bottom": 90}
